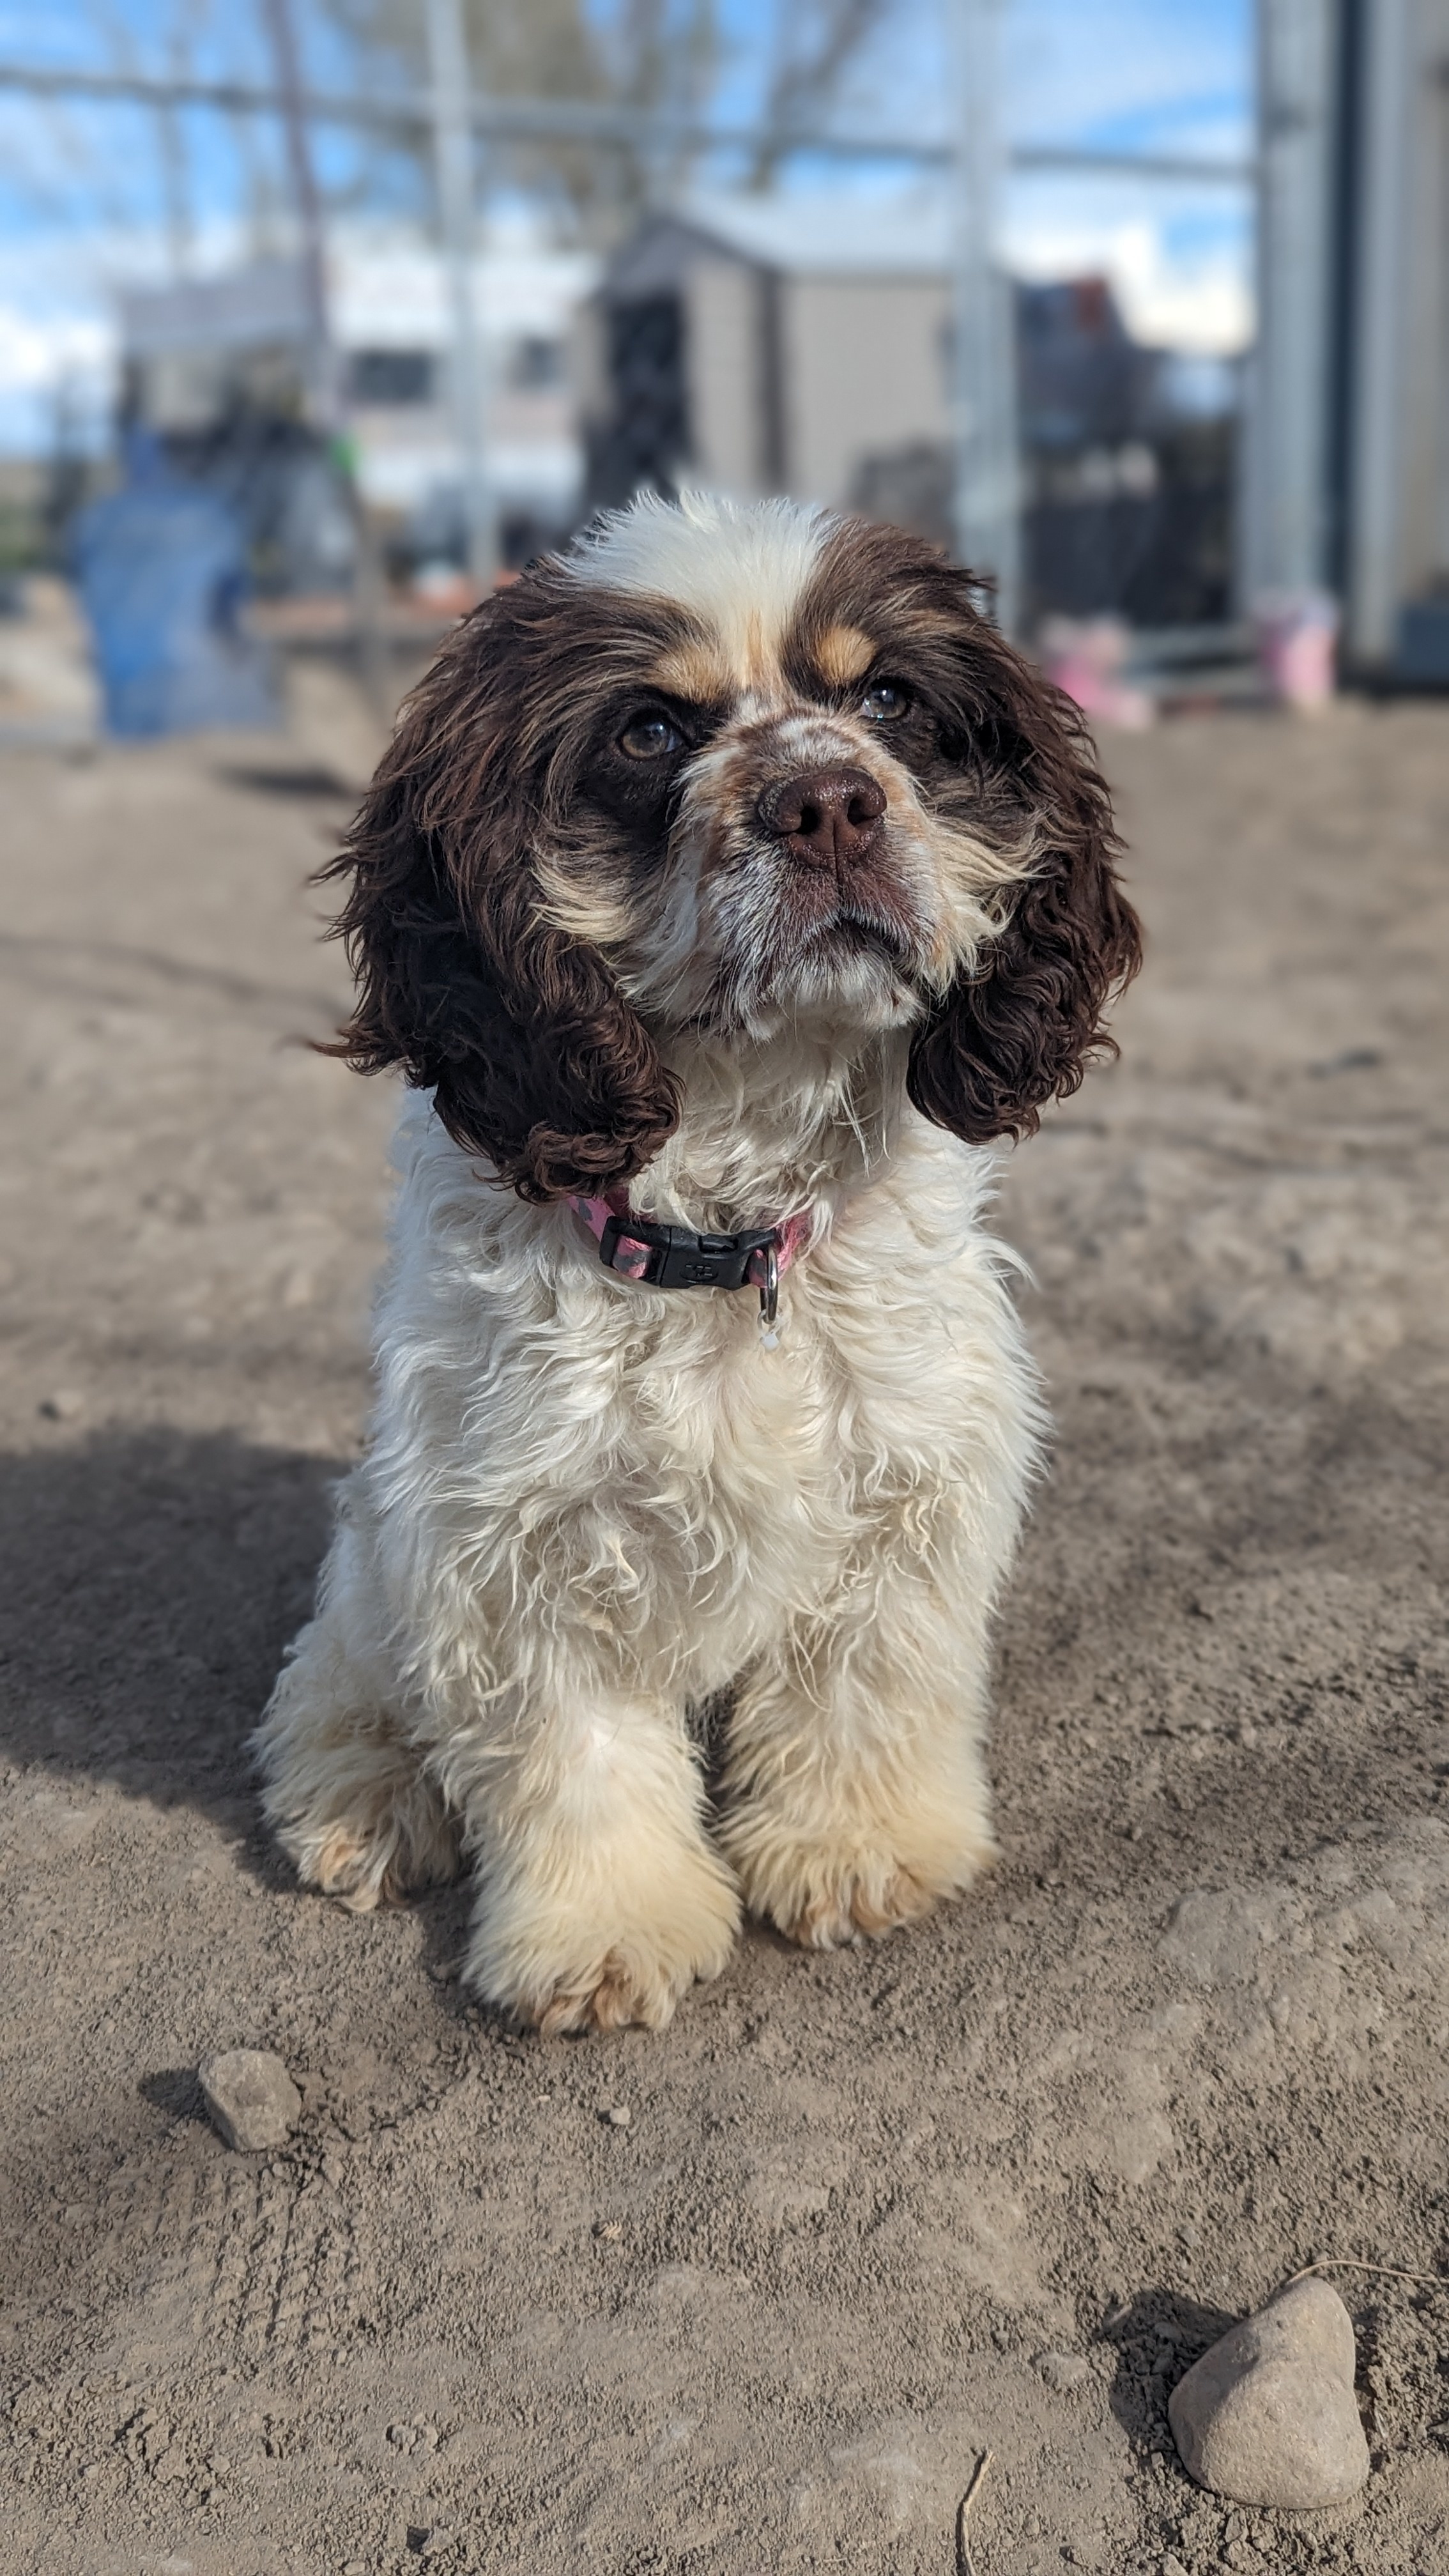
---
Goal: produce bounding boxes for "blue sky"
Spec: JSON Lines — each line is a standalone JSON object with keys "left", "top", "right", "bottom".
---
{"left": 0, "top": 0, "right": 1254, "bottom": 451}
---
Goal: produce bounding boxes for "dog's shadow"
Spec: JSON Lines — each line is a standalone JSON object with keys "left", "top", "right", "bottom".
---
{"left": 1, "top": 1426, "right": 551, "bottom": 2004}
{"left": 0, "top": 1426, "right": 336, "bottom": 1888}
{"left": 1098, "top": 2287, "right": 1239, "bottom": 2455}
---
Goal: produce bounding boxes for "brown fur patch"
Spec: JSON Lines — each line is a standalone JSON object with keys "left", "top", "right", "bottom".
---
{"left": 786, "top": 517, "right": 1143, "bottom": 1141}
{"left": 316, "top": 572, "right": 689, "bottom": 1202}
{"left": 813, "top": 622, "right": 877, "bottom": 687}
{"left": 651, "top": 636, "right": 738, "bottom": 703}
{"left": 654, "top": 615, "right": 790, "bottom": 701}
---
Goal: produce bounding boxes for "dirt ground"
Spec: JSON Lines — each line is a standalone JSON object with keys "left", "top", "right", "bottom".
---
{"left": 1, "top": 665, "right": 1447, "bottom": 2576}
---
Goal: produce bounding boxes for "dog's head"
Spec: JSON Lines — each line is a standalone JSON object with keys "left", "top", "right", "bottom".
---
{"left": 326, "top": 494, "right": 1140, "bottom": 1200}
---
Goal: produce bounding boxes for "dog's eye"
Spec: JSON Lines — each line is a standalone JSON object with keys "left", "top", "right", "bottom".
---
{"left": 861, "top": 681, "right": 911, "bottom": 723}
{"left": 618, "top": 710, "right": 684, "bottom": 762}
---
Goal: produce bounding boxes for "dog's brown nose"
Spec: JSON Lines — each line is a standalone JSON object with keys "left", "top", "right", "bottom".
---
{"left": 758, "top": 767, "right": 887, "bottom": 871}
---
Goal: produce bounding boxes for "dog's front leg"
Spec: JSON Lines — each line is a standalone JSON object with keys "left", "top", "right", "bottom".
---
{"left": 717, "top": 1538, "right": 999, "bottom": 1949}
{"left": 454, "top": 1683, "right": 741, "bottom": 2034}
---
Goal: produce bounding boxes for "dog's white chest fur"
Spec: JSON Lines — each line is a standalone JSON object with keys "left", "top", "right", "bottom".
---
{"left": 365, "top": 1095, "right": 1038, "bottom": 1713}
{"left": 259, "top": 1087, "right": 1043, "bottom": 2029}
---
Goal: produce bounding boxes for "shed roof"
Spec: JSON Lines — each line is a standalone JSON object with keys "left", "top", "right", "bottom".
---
{"left": 604, "top": 192, "right": 952, "bottom": 293}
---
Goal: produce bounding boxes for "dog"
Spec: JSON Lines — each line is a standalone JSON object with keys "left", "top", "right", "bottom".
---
{"left": 256, "top": 491, "right": 1140, "bottom": 2033}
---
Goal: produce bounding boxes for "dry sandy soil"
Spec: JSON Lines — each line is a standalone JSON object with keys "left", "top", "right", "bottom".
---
{"left": 1, "top": 668, "right": 1447, "bottom": 2576}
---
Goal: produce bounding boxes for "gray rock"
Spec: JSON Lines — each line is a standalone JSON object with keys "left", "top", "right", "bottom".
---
{"left": 1168, "top": 2277, "right": 1369, "bottom": 2510}
{"left": 1036, "top": 2349, "right": 1091, "bottom": 2393}
{"left": 198, "top": 2048, "right": 302, "bottom": 2152}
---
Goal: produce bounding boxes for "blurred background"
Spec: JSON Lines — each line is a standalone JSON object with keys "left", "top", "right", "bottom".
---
{"left": 0, "top": 0, "right": 1445, "bottom": 740}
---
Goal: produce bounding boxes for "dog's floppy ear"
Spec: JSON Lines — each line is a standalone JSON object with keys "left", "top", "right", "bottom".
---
{"left": 319, "top": 581, "right": 680, "bottom": 1204}
{"left": 907, "top": 604, "right": 1142, "bottom": 1146}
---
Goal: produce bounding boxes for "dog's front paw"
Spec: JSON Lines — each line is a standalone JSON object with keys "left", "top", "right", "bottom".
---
{"left": 525, "top": 1945, "right": 700, "bottom": 2036}
{"left": 264, "top": 1763, "right": 462, "bottom": 1914}
{"left": 463, "top": 1856, "right": 741, "bottom": 2034}
{"left": 724, "top": 1816, "right": 995, "bottom": 1951}
{"left": 783, "top": 1859, "right": 940, "bottom": 1949}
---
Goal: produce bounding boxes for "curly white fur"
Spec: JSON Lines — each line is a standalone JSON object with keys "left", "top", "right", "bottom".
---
{"left": 257, "top": 1045, "right": 1043, "bottom": 2030}
{"left": 252, "top": 493, "right": 1111, "bottom": 2032}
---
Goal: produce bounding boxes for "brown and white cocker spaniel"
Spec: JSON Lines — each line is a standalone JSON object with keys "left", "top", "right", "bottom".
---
{"left": 257, "top": 492, "right": 1140, "bottom": 2033}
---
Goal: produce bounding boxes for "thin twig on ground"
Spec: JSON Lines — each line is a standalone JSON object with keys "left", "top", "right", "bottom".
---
{"left": 954, "top": 2447, "right": 993, "bottom": 2576}
{"left": 1280, "top": 2256, "right": 1449, "bottom": 2296}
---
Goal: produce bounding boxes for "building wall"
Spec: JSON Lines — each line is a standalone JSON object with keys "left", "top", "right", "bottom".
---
{"left": 685, "top": 259, "right": 768, "bottom": 494}
{"left": 780, "top": 275, "right": 950, "bottom": 505}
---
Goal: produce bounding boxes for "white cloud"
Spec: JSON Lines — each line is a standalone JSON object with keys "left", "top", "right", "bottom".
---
{"left": 0, "top": 296, "right": 114, "bottom": 452}
{"left": 1004, "top": 202, "right": 1252, "bottom": 356}
{"left": 0, "top": 305, "right": 109, "bottom": 394}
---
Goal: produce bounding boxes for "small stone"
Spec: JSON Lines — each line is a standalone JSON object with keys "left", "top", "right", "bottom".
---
{"left": 198, "top": 2048, "right": 302, "bottom": 2152}
{"left": 1036, "top": 2349, "right": 1091, "bottom": 2393}
{"left": 39, "top": 1388, "right": 83, "bottom": 1422}
{"left": 1161, "top": 2557, "right": 1190, "bottom": 2576}
{"left": 605, "top": 2103, "right": 631, "bottom": 2126}
{"left": 1168, "top": 2277, "right": 1370, "bottom": 2510}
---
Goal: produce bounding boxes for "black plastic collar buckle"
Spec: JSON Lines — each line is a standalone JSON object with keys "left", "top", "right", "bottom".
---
{"left": 598, "top": 1213, "right": 778, "bottom": 1293}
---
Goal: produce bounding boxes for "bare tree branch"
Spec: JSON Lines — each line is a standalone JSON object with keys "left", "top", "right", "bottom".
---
{"left": 747, "top": 0, "right": 894, "bottom": 188}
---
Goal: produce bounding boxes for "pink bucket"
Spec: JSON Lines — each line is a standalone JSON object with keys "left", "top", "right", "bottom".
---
{"left": 1255, "top": 592, "right": 1339, "bottom": 710}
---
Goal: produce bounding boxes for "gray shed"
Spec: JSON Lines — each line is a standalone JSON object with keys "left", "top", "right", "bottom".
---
{"left": 579, "top": 194, "right": 954, "bottom": 517}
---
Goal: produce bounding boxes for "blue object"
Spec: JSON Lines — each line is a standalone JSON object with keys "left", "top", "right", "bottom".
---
{"left": 1396, "top": 598, "right": 1449, "bottom": 686}
{"left": 73, "top": 465, "right": 278, "bottom": 739}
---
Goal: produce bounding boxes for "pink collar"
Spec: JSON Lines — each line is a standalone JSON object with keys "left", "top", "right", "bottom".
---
{"left": 569, "top": 1190, "right": 811, "bottom": 1330}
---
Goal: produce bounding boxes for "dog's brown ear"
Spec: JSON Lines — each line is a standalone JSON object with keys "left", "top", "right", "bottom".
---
{"left": 907, "top": 615, "right": 1142, "bottom": 1146}
{"left": 318, "top": 583, "right": 680, "bottom": 1204}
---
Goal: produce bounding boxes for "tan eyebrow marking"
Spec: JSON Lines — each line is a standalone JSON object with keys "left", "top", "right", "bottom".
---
{"left": 813, "top": 623, "right": 877, "bottom": 686}
{"left": 651, "top": 637, "right": 737, "bottom": 701}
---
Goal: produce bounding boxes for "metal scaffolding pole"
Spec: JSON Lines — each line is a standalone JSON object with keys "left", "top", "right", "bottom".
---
{"left": 0, "top": 57, "right": 1255, "bottom": 181}
{"left": 949, "top": 0, "right": 1019, "bottom": 631}
{"left": 1241, "top": 0, "right": 1337, "bottom": 607}
{"left": 259, "top": 0, "right": 337, "bottom": 431}
{"left": 260, "top": 0, "right": 390, "bottom": 706}
{"left": 424, "top": 0, "right": 496, "bottom": 590}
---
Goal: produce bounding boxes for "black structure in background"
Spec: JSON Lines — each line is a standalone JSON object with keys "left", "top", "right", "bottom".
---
{"left": 856, "top": 282, "right": 1236, "bottom": 627}
{"left": 585, "top": 295, "right": 691, "bottom": 512}
{"left": 585, "top": 263, "right": 1237, "bottom": 631}
{"left": 1015, "top": 278, "right": 1236, "bottom": 629}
